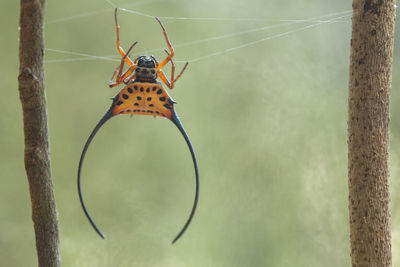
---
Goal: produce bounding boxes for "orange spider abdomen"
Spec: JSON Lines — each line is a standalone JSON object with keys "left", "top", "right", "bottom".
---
{"left": 112, "top": 82, "right": 175, "bottom": 119}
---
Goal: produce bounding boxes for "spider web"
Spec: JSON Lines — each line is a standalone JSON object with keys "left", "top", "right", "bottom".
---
{"left": 44, "top": 0, "right": 353, "bottom": 65}
{"left": 39, "top": 2, "right": 400, "bottom": 266}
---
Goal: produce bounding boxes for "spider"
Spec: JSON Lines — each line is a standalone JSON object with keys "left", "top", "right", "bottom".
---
{"left": 77, "top": 8, "right": 199, "bottom": 244}
{"left": 108, "top": 9, "right": 188, "bottom": 90}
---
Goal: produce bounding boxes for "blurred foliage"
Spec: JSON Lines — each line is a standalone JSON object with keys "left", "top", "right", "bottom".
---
{"left": 1, "top": 0, "right": 400, "bottom": 266}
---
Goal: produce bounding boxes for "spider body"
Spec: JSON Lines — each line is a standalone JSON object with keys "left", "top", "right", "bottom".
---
{"left": 111, "top": 82, "right": 175, "bottom": 118}
{"left": 134, "top": 56, "right": 158, "bottom": 81}
{"left": 78, "top": 8, "right": 198, "bottom": 244}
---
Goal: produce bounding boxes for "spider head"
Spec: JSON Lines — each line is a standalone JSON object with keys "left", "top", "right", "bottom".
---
{"left": 135, "top": 56, "right": 157, "bottom": 80}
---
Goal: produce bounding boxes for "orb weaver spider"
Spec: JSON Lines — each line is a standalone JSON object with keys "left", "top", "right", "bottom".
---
{"left": 108, "top": 9, "right": 188, "bottom": 90}
{"left": 77, "top": 8, "right": 198, "bottom": 244}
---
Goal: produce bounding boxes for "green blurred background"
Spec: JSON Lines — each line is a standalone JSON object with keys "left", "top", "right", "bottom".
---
{"left": 2, "top": 0, "right": 400, "bottom": 266}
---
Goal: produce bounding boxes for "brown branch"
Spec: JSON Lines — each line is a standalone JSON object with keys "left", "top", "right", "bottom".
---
{"left": 18, "top": 0, "right": 61, "bottom": 266}
{"left": 348, "top": 0, "right": 395, "bottom": 266}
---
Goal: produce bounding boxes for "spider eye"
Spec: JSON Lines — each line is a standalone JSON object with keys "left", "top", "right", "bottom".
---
{"left": 137, "top": 58, "right": 145, "bottom": 67}
{"left": 146, "top": 61, "right": 155, "bottom": 68}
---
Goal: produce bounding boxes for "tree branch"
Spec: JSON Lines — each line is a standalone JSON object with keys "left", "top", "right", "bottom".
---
{"left": 348, "top": 0, "right": 395, "bottom": 266}
{"left": 18, "top": 0, "right": 61, "bottom": 266}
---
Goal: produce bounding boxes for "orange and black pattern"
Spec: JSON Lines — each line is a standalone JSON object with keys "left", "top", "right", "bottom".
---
{"left": 111, "top": 82, "right": 175, "bottom": 118}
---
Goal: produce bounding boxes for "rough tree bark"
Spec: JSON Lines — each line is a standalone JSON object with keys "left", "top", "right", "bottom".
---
{"left": 18, "top": 0, "right": 61, "bottom": 266}
{"left": 348, "top": 0, "right": 395, "bottom": 266}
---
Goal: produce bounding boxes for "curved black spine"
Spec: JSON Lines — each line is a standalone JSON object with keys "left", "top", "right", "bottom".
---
{"left": 170, "top": 111, "right": 199, "bottom": 244}
{"left": 77, "top": 108, "right": 113, "bottom": 239}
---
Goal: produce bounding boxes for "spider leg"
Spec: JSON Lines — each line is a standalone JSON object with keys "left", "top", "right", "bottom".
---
{"left": 114, "top": 8, "right": 135, "bottom": 67}
{"left": 172, "top": 60, "right": 189, "bottom": 84}
{"left": 158, "top": 50, "right": 188, "bottom": 89}
{"left": 109, "top": 42, "right": 138, "bottom": 88}
{"left": 109, "top": 65, "right": 136, "bottom": 87}
{"left": 158, "top": 69, "right": 173, "bottom": 89}
{"left": 155, "top": 17, "right": 174, "bottom": 70}
{"left": 164, "top": 49, "right": 175, "bottom": 86}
